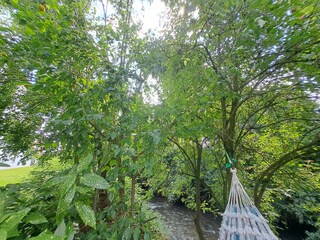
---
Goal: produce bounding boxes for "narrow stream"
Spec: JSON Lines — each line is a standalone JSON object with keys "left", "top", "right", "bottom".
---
{"left": 149, "top": 197, "right": 301, "bottom": 240}
{"left": 149, "top": 197, "right": 220, "bottom": 240}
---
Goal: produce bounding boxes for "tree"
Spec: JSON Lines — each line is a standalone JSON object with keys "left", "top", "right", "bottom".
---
{"left": 0, "top": 0, "right": 161, "bottom": 238}
{"left": 156, "top": 0, "right": 320, "bottom": 208}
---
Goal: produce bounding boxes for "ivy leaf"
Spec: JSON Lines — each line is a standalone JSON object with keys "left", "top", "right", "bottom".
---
{"left": 80, "top": 173, "right": 109, "bottom": 189}
{"left": 75, "top": 201, "right": 96, "bottom": 229}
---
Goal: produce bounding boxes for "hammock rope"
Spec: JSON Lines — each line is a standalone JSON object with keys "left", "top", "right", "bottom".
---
{"left": 219, "top": 168, "right": 278, "bottom": 240}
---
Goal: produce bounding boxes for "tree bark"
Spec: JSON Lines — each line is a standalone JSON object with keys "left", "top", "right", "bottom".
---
{"left": 194, "top": 140, "right": 205, "bottom": 240}
{"left": 130, "top": 156, "right": 138, "bottom": 217}
{"left": 118, "top": 156, "right": 125, "bottom": 216}
{"left": 130, "top": 173, "right": 136, "bottom": 217}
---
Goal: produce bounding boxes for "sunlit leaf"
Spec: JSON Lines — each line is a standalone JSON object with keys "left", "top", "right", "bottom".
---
{"left": 80, "top": 173, "right": 109, "bottom": 189}
{"left": 75, "top": 201, "right": 96, "bottom": 229}
{"left": 29, "top": 230, "right": 63, "bottom": 240}
{"left": 54, "top": 219, "right": 66, "bottom": 237}
{"left": 0, "top": 208, "right": 30, "bottom": 235}
{"left": 25, "top": 212, "right": 48, "bottom": 224}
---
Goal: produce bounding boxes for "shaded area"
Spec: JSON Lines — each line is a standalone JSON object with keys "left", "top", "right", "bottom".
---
{"left": 149, "top": 197, "right": 220, "bottom": 240}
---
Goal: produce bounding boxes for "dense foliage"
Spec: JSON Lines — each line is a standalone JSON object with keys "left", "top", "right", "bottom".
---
{"left": 0, "top": 0, "right": 319, "bottom": 239}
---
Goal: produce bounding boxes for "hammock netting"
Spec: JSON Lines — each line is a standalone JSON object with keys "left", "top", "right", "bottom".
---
{"left": 219, "top": 169, "right": 278, "bottom": 240}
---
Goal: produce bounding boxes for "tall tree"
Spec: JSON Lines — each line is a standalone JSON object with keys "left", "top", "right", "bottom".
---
{"left": 157, "top": 0, "right": 320, "bottom": 208}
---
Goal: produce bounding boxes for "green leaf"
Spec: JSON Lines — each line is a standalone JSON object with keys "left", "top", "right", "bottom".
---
{"left": 25, "top": 212, "right": 48, "bottom": 224}
{"left": 0, "top": 208, "right": 30, "bottom": 235}
{"left": 133, "top": 228, "right": 141, "bottom": 240}
{"left": 108, "top": 192, "right": 114, "bottom": 202}
{"left": 48, "top": 175, "right": 69, "bottom": 187}
{"left": 54, "top": 220, "right": 66, "bottom": 237}
{"left": 56, "top": 185, "right": 76, "bottom": 223}
{"left": 152, "top": 131, "right": 160, "bottom": 144}
{"left": 122, "top": 227, "right": 133, "bottom": 240}
{"left": 29, "top": 230, "right": 63, "bottom": 240}
{"left": 115, "top": 146, "right": 121, "bottom": 156}
{"left": 0, "top": 229, "right": 7, "bottom": 240}
{"left": 108, "top": 207, "right": 116, "bottom": 219}
{"left": 77, "top": 154, "right": 93, "bottom": 173}
{"left": 75, "top": 201, "right": 96, "bottom": 229}
{"left": 59, "top": 168, "right": 77, "bottom": 196}
{"left": 109, "top": 160, "right": 117, "bottom": 167}
{"left": 0, "top": 214, "right": 9, "bottom": 225}
{"left": 0, "top": 195, "right": 4, "bottom": 218}
{"left": 80, "top": 173, "right": 109, "bottom": 189}
{"left": 143, "top": 231, "right": 151, "bottom": 240}
{"left": 64, "top": 185, "right": 76, "bottom": 204}
{"left": 110, "top": 132, "right": 117, "bottom": 140}
{"left": 66, "top": 222, "right": 75, "bottom": 240}
{"left": 6, "top": 227, "right": 19, "bottom": 238}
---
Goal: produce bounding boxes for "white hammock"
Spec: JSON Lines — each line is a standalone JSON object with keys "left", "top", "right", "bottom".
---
{"left": 219, "top": 168, "right": 278, "bottom": 240}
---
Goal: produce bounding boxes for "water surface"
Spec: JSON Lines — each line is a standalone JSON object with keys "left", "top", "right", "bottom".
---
{"left": 149, "top": 197, "right": 220, "bottom": 240}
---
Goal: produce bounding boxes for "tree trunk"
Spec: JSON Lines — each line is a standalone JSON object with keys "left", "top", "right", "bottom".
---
{"left": 130, "top": 174, "right": 136, "bottom": 217}
{"left": 130, "top": 156, "right": 138, "bottom": 217}
{"left": 194, "top": 140, "right": 205, "bottom": 240}
{"left": 194, "top": 174, "right": 205, "bottom": 240}
{"left": 118, "top": 156, "right": 125, "bottom": 216}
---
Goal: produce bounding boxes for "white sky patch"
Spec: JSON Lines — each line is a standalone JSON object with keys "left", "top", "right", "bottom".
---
{"left": 143, "top": 76, "right": 161, "bottom": 105}
{"left": 135, "top": 0, "right": 165, "bottom": 105}
{"left": 92, "top": 0, "right": 167, "bottom": 34}
{"left": 91, "top": 0, "right": 165, "bottom": 105}
{"left": 133, "top": 0, "right": 167, "bottom": 35}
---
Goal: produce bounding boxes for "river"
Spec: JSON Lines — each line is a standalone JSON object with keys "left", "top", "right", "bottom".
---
{"left": 149, "top": 197, "right": 220, "bottom": 240}
{"left": 149, "top": 197, "right": 301, "bottom": 240}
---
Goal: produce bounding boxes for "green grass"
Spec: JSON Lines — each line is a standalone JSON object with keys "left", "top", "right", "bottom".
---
{"left": 0, "top": 166, "right": 34, "bottom": 186}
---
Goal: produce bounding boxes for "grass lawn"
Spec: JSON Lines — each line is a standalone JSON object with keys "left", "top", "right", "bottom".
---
{"left": 0, "top": 166, "right": 34, "bottom": 186}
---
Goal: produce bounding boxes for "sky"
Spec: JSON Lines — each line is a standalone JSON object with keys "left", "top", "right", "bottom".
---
{"left": 94, "top": 0, "right": 167, "bottom": 34}
{"left": 133, "top": 0, "right": 167, "bottom": 34}
{"left": 92, "top": 0, "right": 166, "bottom": 105}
